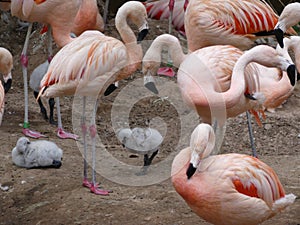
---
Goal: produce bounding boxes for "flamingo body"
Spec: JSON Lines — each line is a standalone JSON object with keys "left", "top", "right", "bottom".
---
{"left": 0, "top": 47, "right": 13, "bottom": 125}
{"left": 38, "top": 1, "right": 149, "bottom": 195}
{"left": 72, "top": 0, "right": 105, "bottom": 35}
{"left": 11, "top": 0, "right": 81, "bottom": 47}
{"left": 40, "top": 31, "right": 127, "bottom": 98}
{"left": 171, "top": 123, "right": 296, "bottom": 225}
{"left": 185, "top": 0, "right": 280, "bottom": 51}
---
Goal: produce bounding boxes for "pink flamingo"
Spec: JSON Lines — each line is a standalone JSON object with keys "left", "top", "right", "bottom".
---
{"left": 171, "top": 123, "right": 296, "bottom": 225}
{"left": 10, "top": 0, "right": 81, "bottom": 138}
{"left": 274, "top": 2, "right": 300, "bottom": 48}
{"left": 143, "top": 34, "right": 296, "bottom": 155}
{"left": 10, "top": 0, "right": 105, "bottom": 139}
{"left": 0, "top": 47, "right": 13, "bottom": 125}
{"left": 38, "top": 1, "right": 149, "bottom": 195}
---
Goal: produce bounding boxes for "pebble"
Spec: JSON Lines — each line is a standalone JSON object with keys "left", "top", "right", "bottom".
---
{"left": 0, "top": 184, "right": 9, "bottom": 191}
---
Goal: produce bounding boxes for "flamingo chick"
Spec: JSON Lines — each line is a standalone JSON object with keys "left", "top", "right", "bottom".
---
{"left": 12, "top": 137, "right": 63, "bottom": 169}
{"left": 29, "top": 60, "right": 56, "bottom": 124}
{"left": 171, "top": 123, "right": 296, "bottom": 225}
{"left": 116, "top": 127, "right": 163, "bottom": 175}
{"left": 38, "top": 1, "right": 149, "bottom": 195}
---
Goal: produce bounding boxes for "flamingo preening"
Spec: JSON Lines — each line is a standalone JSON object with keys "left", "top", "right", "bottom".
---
{"left": 171, "top": 123, "right": 296, "bottom": 225}
{"left": 143, "top": 34, "right": 296, "bottom": 155}
{"left": 38, "top": 1, "right": 149, "bottom": 195}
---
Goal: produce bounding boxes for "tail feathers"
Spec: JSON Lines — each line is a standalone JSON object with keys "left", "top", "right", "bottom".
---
{"left": 272, "top": 193, "right": 296, "bottom": 212}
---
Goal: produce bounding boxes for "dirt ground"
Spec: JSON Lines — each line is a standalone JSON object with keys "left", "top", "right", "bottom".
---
{"left": 0, "top": 3, "right": 299, "bottom": 225}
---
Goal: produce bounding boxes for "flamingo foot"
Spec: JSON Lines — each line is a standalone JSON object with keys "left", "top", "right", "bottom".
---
{"left": 90, "top": 184, "right": 112, "bottom": 195}
{"left": 82, "top": 178, "right": 99, "bottom": 188}
{"left": 57, "top": 128, "right": 79, "bottom": 140}
{"left": 23, "top": 128, "right": 46, "bottom": 139}
{"left": 157, "top": 67, "right": 176, "bottom": 77}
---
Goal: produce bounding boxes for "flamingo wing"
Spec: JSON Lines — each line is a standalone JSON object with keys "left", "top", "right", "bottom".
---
{"left": 229, "top": 155, "right": 285, "bottom": 206}
{"left": 40, "top": 30, "right": 127, "bottom": 97}
{"left": 144, "top": 0, "right": 185, "bottom": 33}
{"left": 189, "top": 0, "right": 278, "bottom": 36}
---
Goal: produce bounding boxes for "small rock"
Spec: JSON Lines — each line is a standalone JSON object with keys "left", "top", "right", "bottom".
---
{"left": 21, "top": 180, "right": 26, "bottom": 184}
{"left": 264, "top": 124, "right": 272, "bottom": 130}
{"left": 298, "top": 134, "right": 300, "bottom": 138}
{"left": 0, "top": 184, "right": 9, "bottom": 191}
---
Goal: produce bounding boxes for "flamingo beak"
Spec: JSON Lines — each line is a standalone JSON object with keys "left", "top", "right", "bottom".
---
{"left": 286, "top": 64, "right": 297, "bottom": 86}
{"left": 274, "top": 28, "right": 284, "bottom": 48}
{"left": 137, "top": 22, "right": 149, "bottom": 43}
{"left": 2, "top": 78, "right": 12, "bottom": 94}
{"left": 144, "top": 72, "right": 158, "bottom": 94}
{"left": 186, "top": 163, "right": 197, "bottom": 179}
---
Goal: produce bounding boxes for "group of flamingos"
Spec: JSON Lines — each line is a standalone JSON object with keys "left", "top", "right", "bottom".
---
{"left": 0, "top": 0, "right": 299, "bottom": 224}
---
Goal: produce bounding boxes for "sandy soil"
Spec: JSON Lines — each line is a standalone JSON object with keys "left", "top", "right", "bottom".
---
{"left": 0, "top": 3, "right": 299, "bottom": 225}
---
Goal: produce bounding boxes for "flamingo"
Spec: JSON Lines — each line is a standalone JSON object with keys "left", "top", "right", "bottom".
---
{"left": 171, "top": 123, "right": 296, "bottom": 225}
{"left": 143, "top": 34, "right": 296, "bottom": 155}
{"left": 0, "top": 47, "right": 13, "bottom": 125}
{"left": 38, "top": 1, "right": 149, "bottom": 195}
{"left": 0, "top": 47, "right": 13, "bottom": 93}
{"left": 10, "top": 0, "right": 105, "bottom": 139}
{"left": 274, "top": 2, "right": 300, "bottom": 48}
{"left": 10, "top": 0, "right": 81, "bottom": 138}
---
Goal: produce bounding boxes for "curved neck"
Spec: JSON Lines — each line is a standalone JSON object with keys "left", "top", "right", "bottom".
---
{"left": 146, "top": 34, "right": 187, "bottom": 67}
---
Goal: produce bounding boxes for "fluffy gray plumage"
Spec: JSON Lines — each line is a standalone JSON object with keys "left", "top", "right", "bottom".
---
{"left": 12, "top": 137, "right": 63, "bottom": 168}
{"left": 29, "top": 60, "right": 49, "bottom": 92}
{"left": 116, "top": 127, "right": 163, "bottom": 154}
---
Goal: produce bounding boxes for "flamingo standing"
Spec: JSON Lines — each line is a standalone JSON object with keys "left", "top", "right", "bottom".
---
{"left": 38, "top": 1, "right": 149, "bottom": 195}
{"left": 171, "top": 123, "right": 296, "bottom": 225}
{"left": 10, "top": 0, "right": 81, "bottom": 138}
{"left": 0, "top": 47, "right": 13, "bottom": 125}
{"left": 10, "top": 0, "right": 105, "bottom": 139}
{"left": 143, "top": 34, "right": 296, "bottom": 155}
{"left": 274, "top": 2, "right": 300, "bottom": 48}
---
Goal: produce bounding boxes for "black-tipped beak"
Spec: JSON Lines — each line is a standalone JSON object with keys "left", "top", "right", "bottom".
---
{"left": 137, "top": 29, "right": 149, "bottom": 43}
{"left": 186, "top": 163, "right": 197, "bottom": 179}
{"left": 3, "top": 78, "right": 12, "bottom": 94}
{"left": 52, "top": 160, "right": 62, "bottom": 168}
{"left": 274, "top": 28, "right": 284, "bottom": 48}
{"left": 104, "top": 83, "right": 118, "bottom": 96}
{"left": 244, "top": 93, "right": 257, "bottom": 100}
{"left": 144, "top": 74, "right": 158, "bottom": 94}
{"left": 287, "top": 64, "right": 297, "bottom": 86}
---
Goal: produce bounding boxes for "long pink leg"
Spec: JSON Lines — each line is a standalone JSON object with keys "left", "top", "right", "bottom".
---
{"left": 55, "top": 97, "right": 79, "bottom": 140}
{"left": 22, "top": 23, "right": 46, "bottom": 138}
{"left": 157, "top": 0, "right": 176, "bottom": 77}
{"left": 43, "top": 26, "right": 78, "bottom": 140}
{"left": 81, "top": 96, "right": 96, "bottom": 188}
{"left": 89, "top": 98, "right": 111, "bottom": 195}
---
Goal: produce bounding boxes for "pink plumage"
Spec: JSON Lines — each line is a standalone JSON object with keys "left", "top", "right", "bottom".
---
{"left": 171, "top": 123, "right": 296, "bottom": 225}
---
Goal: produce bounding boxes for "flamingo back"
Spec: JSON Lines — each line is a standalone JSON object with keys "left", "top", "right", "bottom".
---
{"left": 172, "top": 148, "right": 294, "bottom": 225}
{"left": 185, "top": 0, "right": 280, "bottom": 50}
{"left": 40, "top": 30, "right": 128, "bottom": 97}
